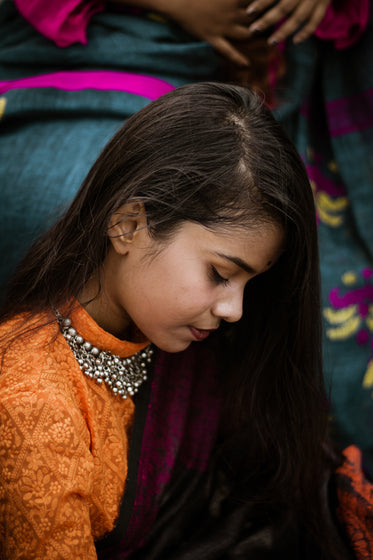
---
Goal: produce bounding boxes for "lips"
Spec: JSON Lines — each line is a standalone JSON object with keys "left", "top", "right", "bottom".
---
{"left": 189, "top": 326, "right": 218, "bottom": 341}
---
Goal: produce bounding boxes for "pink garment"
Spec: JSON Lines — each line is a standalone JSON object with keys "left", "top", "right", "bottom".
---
{"left": 14, "top": 0, "right": 105, "bottom": 47}
{"left": 315, "top": 0, "right": 370, "bottom": 49}
{"left": 14, "top": 0, "right": 370, "bottom": 50}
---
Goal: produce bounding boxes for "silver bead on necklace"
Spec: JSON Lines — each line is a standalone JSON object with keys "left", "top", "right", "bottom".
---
{"left": 56, "top": 312, "right": 153, "bottom": 399}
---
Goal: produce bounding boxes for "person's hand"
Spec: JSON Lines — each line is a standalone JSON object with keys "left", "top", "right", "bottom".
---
{"left": 155, "top": 0, "right": 255, "bottom": 67}
{"left": 246, "top": 0, "right": 331, "bottom": 45}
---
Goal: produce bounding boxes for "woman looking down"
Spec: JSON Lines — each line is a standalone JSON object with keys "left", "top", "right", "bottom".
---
{"left": 0, "top": 82, "right": 371, "bottom": 559}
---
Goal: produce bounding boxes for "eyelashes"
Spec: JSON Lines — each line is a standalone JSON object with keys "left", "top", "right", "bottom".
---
{"left": 209, "top": 265, "right": 230, "bottom": 287}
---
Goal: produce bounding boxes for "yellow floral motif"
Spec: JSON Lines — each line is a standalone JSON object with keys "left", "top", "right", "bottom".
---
{"left": 323, "top": 309, "right": 361, "bottom": 340}
{"left": 362, "top": 359, "right": 373, "bottom": 389}
{"left": 318, "top": 191, "right": 348, "bottom": 212}
{"left": 323, "top": 305, "right": 357, "bottom": 325}
{"left": 324, "top": 268, "right": 373, "bottom": 399}
{"left": 315, "top": 190, "right": 348, "bottom": 227}
{"left": 342, "top": 271, "right": 359, "bottom": 286}
{"left": 328, "top": 160, "right": 338, "bottom": 173}
{"left": 324, "top": 299, "right": 373, "bottom": 342}
{"left": 0, "top": 97, "right": 6, "bottom": 119}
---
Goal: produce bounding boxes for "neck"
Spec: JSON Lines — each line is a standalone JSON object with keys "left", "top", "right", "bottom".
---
{"left": 78, "top": 275, "right": 131, "bottom": 340}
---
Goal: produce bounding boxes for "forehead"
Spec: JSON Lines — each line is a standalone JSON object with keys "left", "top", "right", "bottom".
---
{"left": 165, "top": 221, "right": 285, "bottom": 272}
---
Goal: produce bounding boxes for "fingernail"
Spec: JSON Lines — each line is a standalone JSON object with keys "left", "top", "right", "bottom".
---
{"left": 246, "top": 6, "right": 256, "bottom": 15}
{"left": 268, "top": 38, "right": 278, "bottom": 46}
{"left": 249, "top": 25, "right": 261, "bottom": 35}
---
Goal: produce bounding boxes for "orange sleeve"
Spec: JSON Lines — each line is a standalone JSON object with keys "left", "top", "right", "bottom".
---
{"left": 336, "top": 445, "right": 373, "bottom": 559}
{"left": 0, "top": 389, "right": 98, "bottom": 559}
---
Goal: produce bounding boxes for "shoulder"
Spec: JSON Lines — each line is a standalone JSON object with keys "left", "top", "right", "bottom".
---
{"left": 0, "top": 311, "right": 71, "bottom": 392}
{"left": 0, "top": 310, "right": 57, "bottom": 350}
{"left": 0, "top": 311, "right": 91, "bottom": 448}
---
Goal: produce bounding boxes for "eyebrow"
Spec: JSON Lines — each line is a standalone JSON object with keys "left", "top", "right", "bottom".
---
{"left": 216, "top": 253, "right": 257, "bottom": 275}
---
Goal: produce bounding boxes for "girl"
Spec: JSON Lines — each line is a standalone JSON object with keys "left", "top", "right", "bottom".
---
{"left": 0, "top": 82, "right": 369, "bottom": 559}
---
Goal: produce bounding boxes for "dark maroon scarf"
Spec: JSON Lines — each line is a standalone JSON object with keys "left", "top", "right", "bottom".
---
{"left": 96, "top": 339, "right": 357, "bottom": 560}
{"left": 96, "top": 339, "right": 223, "bottom": 558}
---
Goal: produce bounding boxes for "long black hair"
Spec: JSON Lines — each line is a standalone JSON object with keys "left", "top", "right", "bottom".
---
{"left": 1, "top": 82, "right": 339, "bottom": 552}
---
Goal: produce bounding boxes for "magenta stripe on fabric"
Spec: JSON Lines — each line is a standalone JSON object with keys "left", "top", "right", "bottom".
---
{"left": 305, "top": 163, "right": 346, "bottom": 197}
{"left": 326, "top": 87, "right": 373, "bottom": 137}
{"left": 0, "top": 70, "right": 175, "bottom": 100}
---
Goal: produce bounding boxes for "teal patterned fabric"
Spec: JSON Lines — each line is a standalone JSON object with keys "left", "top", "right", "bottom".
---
{"left": 273, "top": 17, "right": 373, "bottom": 472}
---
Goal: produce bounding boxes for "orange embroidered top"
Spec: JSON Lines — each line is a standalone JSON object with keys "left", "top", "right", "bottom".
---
{"left": 1, "top": 305, "right": 373, "bottom": 559}
{"left": 0, "top": 303, "right": 149, "bottom": 559}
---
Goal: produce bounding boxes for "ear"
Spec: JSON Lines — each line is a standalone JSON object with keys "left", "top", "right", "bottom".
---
{"left": 108, "top": 201, "right": 148, "bottom": 255}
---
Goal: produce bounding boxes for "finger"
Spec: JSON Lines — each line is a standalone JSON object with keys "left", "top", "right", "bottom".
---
{"left": 225, "top": 23, "right": 254, "bottom": 40}
{"left": 246, "top": 0, "right": 284, "bottom": 16}
{"left": 209, "top": 36, "right": 250, "bottom": 67}
{"left": 236, "top": 8, "right": 256, "bottom": 24}
{"left": 266, "top": 7, "right": 313, "bottom": 44}
{"left": 292, "top": 1, "right": 330, "bottom": 43}
{"left": 226, "top": 8, "right": 257, "bottom": 26}
{"left": 247, "top": 0, "right": 300, "bottom": 33}
{"left": 225, "top": 4, "right": 261, "bottom": 25}
{"left": 266, "top": 0, "right": 327, "bottom": 44}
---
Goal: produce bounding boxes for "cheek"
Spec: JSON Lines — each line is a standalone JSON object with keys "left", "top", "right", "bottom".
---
{"left": 135, "top": 252, "right": 212, "bottom": 315}
{"left": 152, "top": 274, "right": 211, "bottom": 318}
{"left": 175, "top": 282, "right": 214, "bottom": 316}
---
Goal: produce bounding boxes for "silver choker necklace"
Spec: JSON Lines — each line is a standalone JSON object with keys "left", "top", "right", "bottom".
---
{"left": 56, "top": 313, "right": 154, "bottom": 399}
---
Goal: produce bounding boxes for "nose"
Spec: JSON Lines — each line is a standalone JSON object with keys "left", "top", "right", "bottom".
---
{"left": 212, "top": 287, "right": 244, "bottom": 324}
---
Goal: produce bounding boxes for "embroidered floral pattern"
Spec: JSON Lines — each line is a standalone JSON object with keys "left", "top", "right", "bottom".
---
{"left": 323, "top": 268, "right": 373, "bottom": 394}
{"left": 305, "top": 148, "right": 348, "bottom": 227}
{"left": 0, "top": 307, "right": 139, "bottom": 559}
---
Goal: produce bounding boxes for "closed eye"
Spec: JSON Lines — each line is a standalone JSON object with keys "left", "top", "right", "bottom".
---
{"left": 209, "top": 265, "right": 230, "bottom": 287}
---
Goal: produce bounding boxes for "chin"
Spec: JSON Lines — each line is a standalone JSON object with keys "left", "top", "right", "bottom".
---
{"left": 155, "top": 339, "right": 192, "bottom": 354}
